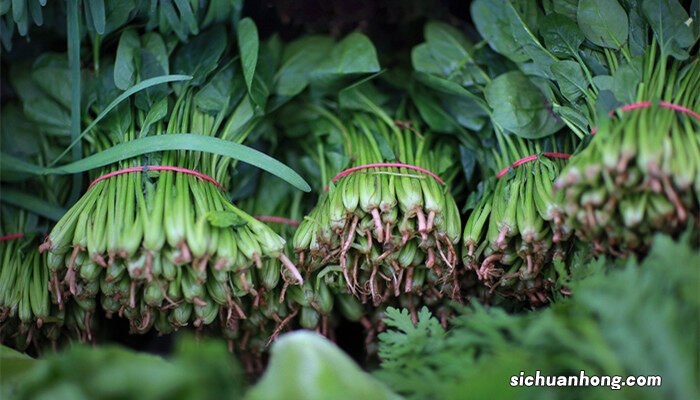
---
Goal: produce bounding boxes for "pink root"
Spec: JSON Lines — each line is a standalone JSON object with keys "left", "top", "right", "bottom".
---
{"left": 38, "top": 238, "right": 52, "bottom": 253}
{"left": 371, "top": 209, "right": 385, "bottom": 243}
{"left": 278, "top": 254, "right": 304, "bottom": 285}
{"left": 426, "top": 248, "right": 435, "bottom": 269}
{"left": 426, "top": 210, "right": 436, "bottom": 232}
{"left": 404, "top": 267, "right": 414, "bottom": 293}
{"left": 416, "top": 208, "right": 428, "bottom": 241}
{"left": 253, "top": 253, "right": 263, "bottom": 269}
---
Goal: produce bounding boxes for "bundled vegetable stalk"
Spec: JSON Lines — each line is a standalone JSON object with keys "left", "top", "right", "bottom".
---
{"left": 463, "top": 0, "right": 699, "bottom": 255}
{"left": 0, "top": 100, "right": 99, "bottom": 350}
{"left": 39, "top": 26, "right": 304, "bottom": 341}
{"left": 229, "top": 172, "right": 307, "bottom": 370}
{"left": 557, "top": 48, "right": 700, "bottom": 255}
{"left": 290, "top": 101, "right": 462, "bottom": 308}
{"left": 462, "top": 134, "right": 577, "bottom": 305}
{"left": 410, "top": 20, "right": 584, "bottom": 305}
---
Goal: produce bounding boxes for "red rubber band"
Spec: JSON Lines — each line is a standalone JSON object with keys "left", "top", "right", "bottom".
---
{"left": 255, "top": 216, "right": 301, "bottom": 227}
{"left": 496, "top": 152, "right": 571, "bottom": 178}
{"left": 0, "top": 233, "right": 25, "bottom": 242}
{"left": 590, "top": 101, "right": 700, "bottom": 135}
{"left": 88, "top": 166, "right": 223, "bottom": 190}
{"left": 324, "top": 163, "right": 445, "bottom": 192}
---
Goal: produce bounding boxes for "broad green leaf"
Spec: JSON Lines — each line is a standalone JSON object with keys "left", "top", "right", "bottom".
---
{"left": 543, "top": 0, "right": 578, "bottom": 20}
{"left": 0, "top": 344, "right": 36, "bottom": 382}
{"left": 314, "top": 32, "right": 380, "bottom": 76}
{"left": 554, "top": 105, "right": 591, "bottom": 133}
{"left": 195, "top": 63, "right": 236, "bottom": 113}
{"left": 173, "top": 26, "right": 227, "bottom": 85}
{"left": 6, "top": 134, "right": 310, "bottom": 192}
{"left": 642, "top": 0, "right": 695, "bottom": 59}
{"left": 248, "top": 332, "right": 399, "bottom": 400}
{"left": 540, "top": 13, "right": 585, "bottom": 59}
{"left": 0, "top": 104, "right": 40, "bottom": 156}
{"left": 441, "top": 93, "right": 489, "bottom": 131}
{"left": 612, "top": 63, "right": 642, "bottom": 103}
{"left": 114, "top": 29, "right": 140, "bottom": 90}
{"left": 577, "top": 0, "right": 629, "bottom": 49}
{"left": 174, "top": 0, "right": 198, "bottom": 34}
{"left": 22, "top": 97, "right": 70, "bottom": 135}
{"left": 102, "top": 0, "right": 135, "bottom": 36}
{"left": 627, "top": 1, "right": 649, "bottom": 57}
{"left": 274, "top": 35, "right": 334, "bottom": 96}
{"left": 412, "top": 71, "right": 488, "bottom": 111}
{"left": 485, "top": 71, "right": 563, "bottom": 139}
{"left": 411, "top": 86, "right": 463, "bottom": 134}
{"left": 222, "top": 96, "right": 256, "bottom": 140}
{"left": 206, "top": 210, "right": 247, "bottom": 228}
{"left": 139, "top": 98, "right": 168, "bottom": 137}
{"left": 551, "top": 60, "right": 588, "bottom": 102}
{"left": 89, "top": 0, "right": 106, "bottom": 34}
{"left": 237, "top": 17, "right": 259, "bottom": 93}
{"left": 0, "top": 188, "right": 67, "bottom": 221}
{"left": 412, "top": 43, "right": 442, "bottom": 76}
{"left": 472, "top": 0, "right": 531, "bottom": 62}
{"left": 592, "top": 75, "right": 614, "bottom": 91}
{"left": 414, "top": 21, "right": 488, "bottom": 87}
{"left": 32, "top": 54, "right": 72, "bottom": 109}
{"left": 141, "top": 32, "right": 169, "bottom": 75}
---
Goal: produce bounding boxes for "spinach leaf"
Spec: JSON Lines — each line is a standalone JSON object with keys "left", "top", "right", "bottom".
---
{"left": 551, "top": 60, "right": 588, "bottom": 102}
{"left": 642, "top": 0, "right": 695, "bottom": 59}
{"left": 173, "top": 25, "right": 227, "bottom": 86}
{"left": 237, "top": 17, "right": 259, "bottom": 94}
{"left": 195, "top": 64, "right": 236, "bottom": 113}
{"left": 274, "top": 35, "right": 334, "bottom": 96}
{"left": 472, "top": 0, "right": 530, "bottom": 62}
{"left": 627, "top": 1, "right": 649, "bottom": 57}
{"left": 485, "top": 71, "right": 563, "bottom": 139}
{"left": 114, "top": 29, "right": 141, "bottom": 90}
{"left": 612, "top": 63, "right": 642, "bottom": 103}
{"left": 311, "top": 32, "right": 380, "bottom": 88}
{"left": 540, "top": 13, "right": 585, "bottom": 59}
{"left": 577, "top": 0, "right": 629, "bottom": 49}
{"left": 413, "top": 21, "right": 488, "bottom": 88}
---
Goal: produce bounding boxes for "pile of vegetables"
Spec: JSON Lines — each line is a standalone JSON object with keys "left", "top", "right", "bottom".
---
{"left": 34, "top": 25, "right": 314, "bottom": 358}
{"left": 466, "top": 0, "right": 699, "bottom": 257}
{"left": 1, "top": 0, "right": 699, "bottom": 397}
{"left": 3, "top": 234, "right": 696, "bottom": 400}
{"left": 291, "top": 105, "right": 462, "bottom": 301}
{"left": 410, "top": 21, "right": 582, "bottom": 305}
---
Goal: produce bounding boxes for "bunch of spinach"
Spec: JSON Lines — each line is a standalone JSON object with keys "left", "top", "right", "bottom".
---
{"left": 411, "top": 20, "right": 580, "bottom": 306}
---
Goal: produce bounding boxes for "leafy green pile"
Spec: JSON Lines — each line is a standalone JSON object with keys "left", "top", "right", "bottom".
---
{"left": 30, "top": 23, "right": 315, "bottom": 351}
{"left": 1, "top": 331, "right": 397, "bottom": 400}
{"left": 0, "top": 0, "right": 242, "bottom": 50}
{"left": 410, "top": 20, "right": 581, "bottom": 305}
{"left": 467, "top": 0, "right": 699, "bottom": 256}
{"left": 276, "top": 77, "right": 464, "bottom": 349}
{"left": 0, "top": 103, "right": 92, "bottom": 350}
{"left": 3, "top": 334, "right": 247, "bottom": 400}
{"left": 374, "top": 234, "right": 700, "bottom": 400}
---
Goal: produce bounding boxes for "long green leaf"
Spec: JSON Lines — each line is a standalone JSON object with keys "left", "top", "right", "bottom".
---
{"left": 4, "top": 134, "right": 311, "bottom": 192}
{"left": 67, "top": 0, "right": 82, "bottom": 203}
{"left": 49, "top": 74, "right": 193, "bottom": 167}
{"left": 0, "top": 188, "right": 67, "bottom": 221}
